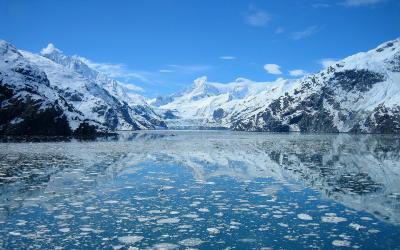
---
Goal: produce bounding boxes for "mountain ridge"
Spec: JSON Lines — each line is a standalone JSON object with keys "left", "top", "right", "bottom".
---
{"left": 1, "top": 38, "right": 400, "bottom": 135}
{"left": 155, "top": 38, "right": 400, "bottom": 133}
{"left": 0, "top": 40, "right": 165, "bottom": 135}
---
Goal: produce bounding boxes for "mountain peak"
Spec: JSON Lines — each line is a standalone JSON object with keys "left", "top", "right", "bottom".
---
{"left": 0, "top": 39, "right": 19, "bottom": 56}
{"left": 193, "top": 76, "right": 208, "bottom": 88}
{"left": 41, "top": 43, "right": 62, "bottom": 56}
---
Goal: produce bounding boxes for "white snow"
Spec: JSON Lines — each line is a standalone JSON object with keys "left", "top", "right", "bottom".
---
{"left": 154, "top": 39, "right": 400, "bottom": 132}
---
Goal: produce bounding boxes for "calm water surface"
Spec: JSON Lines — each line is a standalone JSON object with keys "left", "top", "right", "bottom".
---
{"left": 0, "top": 131, "right": 400, "bottom": 249}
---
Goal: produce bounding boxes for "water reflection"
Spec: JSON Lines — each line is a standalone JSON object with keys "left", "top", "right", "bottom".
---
{"left": 0, "top": 131, "right": 400, "bottom": 249}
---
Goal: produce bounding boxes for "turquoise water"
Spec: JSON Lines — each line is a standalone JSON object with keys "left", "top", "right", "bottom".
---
{"left": 0, "top": 131, "right": 400, "bottom": 249}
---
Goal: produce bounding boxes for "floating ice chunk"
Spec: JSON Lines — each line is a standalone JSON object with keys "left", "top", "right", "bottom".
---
{"left": 148, "top": 210, "right": 166, "bottom": 214}
{"left": 332, "top": 240, "right": 351, "bottom": 247}
{"left": 104, "top": 200, "right": 119, "bottom": 204}
{"left": 137, "top": 216, "right": 151, "bottom": 222}
{"left": 361, "top": 217, "right": 373, "bottom": 221}
{"left": 297, "top": 213, "right": 313, "bottom": 220}
{"left": 80, "top": 227, "right": 93, "bottom": 232}
{"left": 230, "top": 221, "right": 241, "bottom": 226}
{"left": 156, "top": 218, "right": 180, "bottom": 224}
{"left": 71, "top": 202, "right": 84, "bottom": 207}
{"left": 118, "top": 235, "right": 144, "bottom": 245}
{"left": 54, "top": 214, "right": 74, "bottom": 220}
{"left": 239, "top": 238, "right": 257, "bottom": 243}
{"left": 178, "top": 225, "right": 193, "bottom": 229}
{"left": 207, "top": 228, "right": 220, "bottom": 234}
{"left": 150, "top": 243, "right": 179, "bottom": 250}
{"left": 349, "top": 223, "right": 366, "bottom": 231}
{"left": 59, "top": 228, "right": 70, "bottom": 233}
{"left": 16, "top": 220, "right": 27, "bottom": 226}
{"left": 9, "top": 231, "right": 21, "bottom": 236}
{"left": 198, "top": 208, "right": 210, "bottom": 213}
{"left": 321, "top": 214, "right": 347, "bottom": 223}
{"left": 190, "top": 201, "right": 201, "bottom": 207}
{"left": 179, "top": 238, "right": 204, "bottom": 247}
{"left": 183, "top": 213, "right": 198, "bottom": 219}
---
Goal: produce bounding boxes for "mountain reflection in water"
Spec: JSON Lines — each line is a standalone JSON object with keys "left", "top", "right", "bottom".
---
{"left": 0, "top": 131, "right": 399, "bottom": 249}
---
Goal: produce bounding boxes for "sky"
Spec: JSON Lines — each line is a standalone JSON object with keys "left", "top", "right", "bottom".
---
{"left": 1, "top": 0, "right": 400, "bottom": 97}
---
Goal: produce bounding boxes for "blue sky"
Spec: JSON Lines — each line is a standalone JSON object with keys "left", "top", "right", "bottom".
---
{"left": 1, "top": 0, "right": 399, "bottom": 97}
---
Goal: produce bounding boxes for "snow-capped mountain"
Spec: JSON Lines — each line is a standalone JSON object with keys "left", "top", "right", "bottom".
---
{"left": 2, "top": 38, "right": 400, "bottom": 135}
{"left": 156, "top": 39, "right": 400, "bottom": 133}
{"left": 232, "top": 39, "right": 400, "bottom": 133}
{"left": 154, "top": 76, "right": 289, "bottom": 129}
{"left": 0, "top": 40, "right": 165, "bottom": 135}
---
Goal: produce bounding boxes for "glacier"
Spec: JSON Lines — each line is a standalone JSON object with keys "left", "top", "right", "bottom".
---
{"left": 154, "top": 39, "right": 400, "bottom": 133}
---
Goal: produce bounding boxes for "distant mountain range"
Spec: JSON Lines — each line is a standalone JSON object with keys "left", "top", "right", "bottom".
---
{"left": 154, "top": 39, "right": 400, "bottom": 133}
{"left": 1, "top": 39, "right": 399, "bottom": 135}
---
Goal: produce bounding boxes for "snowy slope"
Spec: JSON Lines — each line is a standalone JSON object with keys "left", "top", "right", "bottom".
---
{"left": 0, "top": 40, "right": 109, "bottom": 135}
{"left": 0, "top": 40, "right": 166, "bottom": 135}
{"left": 232, "top": 39, "right": 400, "bottom": 133}
{"left": 156, "top": 76, "right": 294, "bottom": 128}
{"left": 157, "top": 39, "right": 400, "bottom": 133}
{"left": 35, "top": 44, "right": 166, "bottom": 130}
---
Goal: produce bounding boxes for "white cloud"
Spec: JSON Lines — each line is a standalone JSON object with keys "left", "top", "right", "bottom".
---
{"left": 159, "top": 69, "right": 174, "bottom": 73}
{"left": 79, "top": 57, "right": 152, "bottom": 83}
{"left": 319, "top": 58, "right": 338, "bottom": 68}
{"left": 245, "top": 7, "right": 271, "bottom": 27}
{"left": 342, "top": 0, "right": 386, "bottom": 6}
{"left": 219, "top": 56, "right": 236, "bottom": 60}
{"left": 121, "top": 83, "right": 144, "bottom": 92}
{"left": 291, "top": 25, "right": 319, "bottom": 40}
{"left": 41, "top": 43, "right": 62, "bottom": 55}
{"left": 264, "top": 64, "right": 282, "bottom": 75}
{"left": 289, "top": 69, "right": 307, "bottom": 76}
{"left": 312, "top": 3, "right": 332, "bottom": 8}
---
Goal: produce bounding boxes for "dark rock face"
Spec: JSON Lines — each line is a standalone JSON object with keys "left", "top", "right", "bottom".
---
{"left": 73, "top": 122, "right": 100, "bottom": 136}
{"left": 354, "top": 105, "right": 400, "bottom": 134}
{"left": 12, "top": 66, "right": 51, "bottom": 87}
{"left": 232, "top": 65, "right": 397, "bottom": 133}
{"left": 213, "top": 108, "right": 225, "bottom": 121}
{"left": 386, "top": 52, "right": 400, "bottom": 72}
{"left": 1, "top": 40, "right": 168, "bottom": 135}
{"left": 331, "top": 70, "right": 385, "bottom": 92}
{"left": 0, "top": 48, "right": 108, "bottom": 136}
{"left": 229, "top": 39, "right": 400, "bottom": 134}
{"left": 297, "top": 111, "right": 338, "bottom": 133}
{"left": 0, "top": 83, "right": 71, "bottom": 136}
{"left": 162, "top": 110, "right": 178, "bottom": 119}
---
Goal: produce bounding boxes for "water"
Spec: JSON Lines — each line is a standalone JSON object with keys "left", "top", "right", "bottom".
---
{"left": 0, "top": 131, "right": 400, "bottom": 249}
